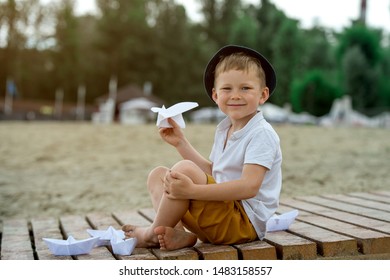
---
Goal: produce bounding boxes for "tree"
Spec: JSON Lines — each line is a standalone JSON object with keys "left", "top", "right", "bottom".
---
{"left": 95, "top": 0, "right": 154, "bottom": 93}
{"left": 342, "top": 46, "right": 379, "bottom": 112}
{"left": 270, "top": 18, "right": 304, "bottom": 106}
{"left": 228, "top": 11, "right": 258, "bottom": 47}
{"left": 52, "top": 0, "right": 81, "bottom": 103}
{"left": 149, "top": 0, "right": 208, "bottom": 105}
{"left": 291, "top": 70, "right": 341, "bottom": 116}
{"left": 199, "top": 0, "right": 241, "bottom": 47}
{"left": 337, "top": 25, "right": 383, "bottom": 113}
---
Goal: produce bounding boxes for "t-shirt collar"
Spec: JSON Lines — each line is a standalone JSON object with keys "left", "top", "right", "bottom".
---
{"left": 216, "top": 111, "right": 265, "bottom": 139}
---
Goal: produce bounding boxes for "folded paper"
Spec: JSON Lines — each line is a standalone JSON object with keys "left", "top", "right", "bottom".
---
{"left": 151, "top": 102, "right": 199, "bottom": 128}
{"left": 87, "top": 226, "right": 125, "bottom": 247}
{"left": 266, "top": 209, "right": 299, "bottom": 232}
{"left": 42, "top": 236, "right": 100, "bottom": 256}
{"left": 87, "top": 226, "right": 137, "bottom": 255}
{"left": 110, "top": 234, "right": 138, "bottom": 255}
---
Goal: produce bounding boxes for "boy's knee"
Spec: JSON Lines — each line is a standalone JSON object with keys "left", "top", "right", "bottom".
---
{"left": 171, "top": 160, "right": 197, "bottom": 174}
{"left": 171, "top": 160, "right": 206, "bottom": 184}
{"left": 149, "top": 166, "right": 169, "bottom": 177}
{"left": 147, "top": 166, "right": 169, "bottom": 189}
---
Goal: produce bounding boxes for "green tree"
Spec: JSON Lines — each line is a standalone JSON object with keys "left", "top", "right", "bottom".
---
{"left": 95, "top": 0, "right": 154, "bottom": 93}
{"left": 228, "top": 11, "right": 258, "bottom": 47}
{"left": 253, "top": 0, "right": 287, "bottom": 61}
{"left": 199, "top": 0, "right": 241, "bottom": 47}
{"left": 377, "top": 44, "right": 390, "bottom": 109}
{"left": 52, "top": 0, "right": 81, "bottom": 103}
{"left": 0, "top": 0, "right": 52, "bottom": 99}
{"left": 150, "top": 0, "right": 208, "bottom": 105}
{"left": 337, "top": 25, "right": 383, "bottom": 113}
{"left": 291, "top": 70, "right": 341, "bottom": 116}
{"left": 270, "top": 18, "right": 303, "bottom": 106}
{"left": 342, "top": 46, "right": 380, "bottom": 112}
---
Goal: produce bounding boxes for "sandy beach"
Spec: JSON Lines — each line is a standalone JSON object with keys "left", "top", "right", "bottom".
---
{"left": 0, "top": 121, "right": 389, "bottom": 220}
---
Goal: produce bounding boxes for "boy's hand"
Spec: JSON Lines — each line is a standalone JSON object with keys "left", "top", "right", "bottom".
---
{"left": 163, "top": 170, "right": 193, "bottom": 200}
{"left": 159, "top": 118, "right": 185, "bottom": 147}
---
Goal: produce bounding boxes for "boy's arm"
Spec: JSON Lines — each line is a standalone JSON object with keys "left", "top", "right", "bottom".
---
{"left": 167, "top": 164, "right": 267, "bottom": 201}
{"left": 160, "top": 118, "right": 212, "bottom": 174}
{"left": 175, "top": 137, "right": 213, "bottom": 175}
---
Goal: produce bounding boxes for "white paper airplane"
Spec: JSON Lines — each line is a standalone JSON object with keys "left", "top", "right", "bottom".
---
{"left": 151, "top": 102, "right": 199, "bottom": 128}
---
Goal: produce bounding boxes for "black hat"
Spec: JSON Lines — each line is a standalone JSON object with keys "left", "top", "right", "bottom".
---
{"left": 203, "top": 45, "right": 277, "bottom": 100}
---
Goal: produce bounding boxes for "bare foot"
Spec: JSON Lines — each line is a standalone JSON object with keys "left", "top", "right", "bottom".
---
{"left": 154, "top": 226, "right": 197, "bottom": 250}
{"left": 122, "top": 225, "right": 159, "bottom": 248}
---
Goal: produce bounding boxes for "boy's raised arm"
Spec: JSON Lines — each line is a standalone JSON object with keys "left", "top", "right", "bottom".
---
{"left": 159, "top": 118, "right": 212, "bottom": 174}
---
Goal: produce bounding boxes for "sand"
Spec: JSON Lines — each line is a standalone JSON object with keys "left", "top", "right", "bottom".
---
{"left": 0, "top": 121, "right": 389, "bottom": 220}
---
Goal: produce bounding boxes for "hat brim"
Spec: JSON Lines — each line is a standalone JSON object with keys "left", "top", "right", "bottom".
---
{"left": 203, "top": 45, "right": 276, "bottom": 100}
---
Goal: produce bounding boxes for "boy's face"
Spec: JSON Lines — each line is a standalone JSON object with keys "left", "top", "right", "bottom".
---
{"left": 212, "top": 69, "right": 269, "bottom": 125}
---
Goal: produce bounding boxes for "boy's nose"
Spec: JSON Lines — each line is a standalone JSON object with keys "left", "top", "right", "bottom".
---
{"left": 231, "top": 90, "right": 241, "bottom": 99}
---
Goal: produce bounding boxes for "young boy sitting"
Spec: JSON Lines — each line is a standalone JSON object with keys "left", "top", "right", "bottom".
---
{"left": 122, "top": 45, "right": 282, "bottom": 250}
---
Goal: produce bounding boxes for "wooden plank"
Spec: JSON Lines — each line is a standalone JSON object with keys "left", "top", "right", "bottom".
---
{"left": 349, "top": 192, "right": 390, "bottom": 204}
{"left": 60, "top": 215, "right": 116, "bottom": 260}
{"left": 280, "top": 200, "right": 390, "bottom": 254}
{"left": 281, "top": 198, "right": 390, "bottom": 234}
{"left": 194, "top": 243, "right": 238, "bottom": 260}
{"left": 93, "top": 211, "right": 157, "bottom": 260}
{"left": 276, "top": 206, "right": 358, "bottom": 258}
{"left": 30, "top": 217, "right": 72, "bottom": 260}
{"left": 113, "top": 210, "right": 152, "bottom": 227}
{"left": 372, "top": 191, "right": 390, "bottom": 198}
{"left": 137, "top": 208, "right": 156, "bottom": 223}
{"left": 1, "top": 219, "right": 34, "bottom": 260}
{"left": 140, "top": 207, "right": 316, "bottom": 260}
{"left": 234, "top": 240, "right": 277, "bottom": 260}
{"left": 298, "top": 196, "right": 390, "bottom": 222}
{"left": 322, "top": 194, "right": 390, "bottom": 212}
{"left": 264, "top": 231, "right": 317, "bottom": 260}
{"left": 151, "top": 247, "right": 199, "bottom": 260}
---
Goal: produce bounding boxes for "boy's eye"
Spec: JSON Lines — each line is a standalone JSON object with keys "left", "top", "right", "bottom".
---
{"left": 242, "top": 87, "right": 250, "bottom": 91}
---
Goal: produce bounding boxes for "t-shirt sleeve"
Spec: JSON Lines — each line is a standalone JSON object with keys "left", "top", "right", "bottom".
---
{"left": 244, "top": 129, "right": 279, "bottom": 170}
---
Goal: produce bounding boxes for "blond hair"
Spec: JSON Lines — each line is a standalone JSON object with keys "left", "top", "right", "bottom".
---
{"left": 214, "top": 52, "right": 266, "bottom": 87}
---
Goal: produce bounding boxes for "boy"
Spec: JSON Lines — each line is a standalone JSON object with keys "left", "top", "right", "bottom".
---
{"left": 122, "top": 45, "right": 282, "bottom": 250}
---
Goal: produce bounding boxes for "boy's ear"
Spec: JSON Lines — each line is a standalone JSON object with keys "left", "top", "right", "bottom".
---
{"left": 212, "top": 88, "right": 218, "bottom": 103}
{"left": 259, "top": 87, "right": 270, "bottom": 105}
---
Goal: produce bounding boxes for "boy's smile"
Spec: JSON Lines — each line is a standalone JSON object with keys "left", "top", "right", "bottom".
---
{"left": 212, "top": 69, "right": 269, "bottom": 129}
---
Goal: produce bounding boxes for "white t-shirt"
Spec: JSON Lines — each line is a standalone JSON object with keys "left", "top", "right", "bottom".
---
{"left": 209, "top": 111, "right": 282, "bottom": 239}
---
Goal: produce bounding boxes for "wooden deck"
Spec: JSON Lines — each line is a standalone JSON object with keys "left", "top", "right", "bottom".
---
{"left": 1, "top": 191, "right": 390, "bottom": 260}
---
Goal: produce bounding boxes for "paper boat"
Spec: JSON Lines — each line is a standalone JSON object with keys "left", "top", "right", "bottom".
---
{"left": 110, "top": 235, "right": 137, "bottom": 255}
{"left": 86, "top": 226, "right": 125, "bottom": 246}
{"left": 86, "top": 226, "right": 137, "bottom": 255}
{"left": 266, "top": 209, "right": 299, "bottom": 232}
{"left": 42, "top": 236, "right": 100, "bottom": 256}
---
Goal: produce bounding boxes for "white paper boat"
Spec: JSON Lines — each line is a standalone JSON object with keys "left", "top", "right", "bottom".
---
{"left": 151, "top": 102, "right": 199, "bottom": 128}
{"left": 266, "top": 209, "right": 299, "bottom": 232}
{"left": 110, "top": 235, "right": 137, "bottom": 255}
{"left": 42, "top": 236, "right": 100, "bottom": 256}
{"left": 86, "top": 226, "right": 125, "bottom": 246}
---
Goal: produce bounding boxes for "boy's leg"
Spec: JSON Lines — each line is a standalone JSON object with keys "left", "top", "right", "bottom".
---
{"left": 147, "top": 166, "right": 169, "bottom": 212}
{"left": 122, "top": 160, "right": 207, "bottom": 249}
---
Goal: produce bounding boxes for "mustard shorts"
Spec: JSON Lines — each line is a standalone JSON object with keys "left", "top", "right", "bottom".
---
{"left": 181, "top": 174, "right": 258, "bottom": 244}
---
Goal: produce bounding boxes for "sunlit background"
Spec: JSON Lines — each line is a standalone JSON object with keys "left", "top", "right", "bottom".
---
{"left": 1, "top": 0, "right": 389, "bottom": 222}
{"left": 0, "top": 0, "right": 389, "bottom": 127}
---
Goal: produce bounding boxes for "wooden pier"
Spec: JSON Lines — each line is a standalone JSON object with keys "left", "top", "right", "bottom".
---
{"left": 1, "top": 191, "right": 390, "bottom": 260}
